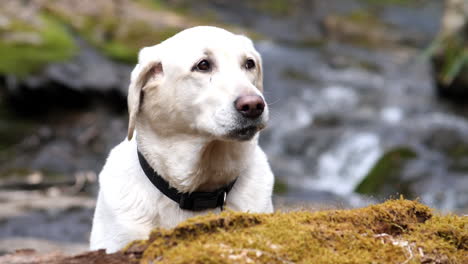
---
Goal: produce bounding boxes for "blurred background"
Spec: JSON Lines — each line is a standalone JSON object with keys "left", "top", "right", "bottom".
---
{"left": 0, "top": 0, "right": 467, "bottom": 255}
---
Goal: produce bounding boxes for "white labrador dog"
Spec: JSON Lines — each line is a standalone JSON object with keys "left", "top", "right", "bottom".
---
{"left": 90, "top": 26, "right": 274, "bottom": 253}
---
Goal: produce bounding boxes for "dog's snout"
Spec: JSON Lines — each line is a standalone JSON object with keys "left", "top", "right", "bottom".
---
{"left": 234, "top": 95, "right": 265, "bottom": 119}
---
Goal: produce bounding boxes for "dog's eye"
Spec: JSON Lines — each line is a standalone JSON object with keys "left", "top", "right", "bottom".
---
{"left": 195, "top": 59, "right": 211, "bottom": 72}
{"left": 245, "top": 59, "right": 256, "bottom": 70}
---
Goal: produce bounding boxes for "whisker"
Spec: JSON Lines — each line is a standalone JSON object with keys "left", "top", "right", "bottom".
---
{"left": 267, "top": 98, "right": 281, "bottom": 106}
{"left": 267, "top": 110, "right": 281, "bottom": 120}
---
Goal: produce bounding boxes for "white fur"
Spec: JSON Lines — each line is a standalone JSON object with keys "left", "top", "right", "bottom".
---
{"left": 90, "top": 26, "right": 274, "bottom": 253}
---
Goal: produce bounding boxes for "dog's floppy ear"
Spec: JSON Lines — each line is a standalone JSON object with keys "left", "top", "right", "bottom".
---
{"left": 127, "top": 47, "right": 164, "bottom": 140}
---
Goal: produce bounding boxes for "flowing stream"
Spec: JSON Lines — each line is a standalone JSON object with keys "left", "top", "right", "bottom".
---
{"left": 257, "top": 40, "right": 468, "bottom": 211}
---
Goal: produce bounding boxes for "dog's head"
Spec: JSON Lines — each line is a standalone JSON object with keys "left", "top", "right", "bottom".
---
{"left": 127, "top": 26, "right": 268, "bottom": 141}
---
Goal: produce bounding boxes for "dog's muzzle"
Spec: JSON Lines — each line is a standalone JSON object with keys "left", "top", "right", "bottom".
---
{"left": 228, "top": 95, "right": 267, "bottom": 141}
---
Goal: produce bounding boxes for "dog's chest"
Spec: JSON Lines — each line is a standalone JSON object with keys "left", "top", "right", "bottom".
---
{"left": 133, "top": 192, "right": 225, "bottom": 230}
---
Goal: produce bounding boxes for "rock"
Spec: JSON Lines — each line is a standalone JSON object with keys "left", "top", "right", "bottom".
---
{"left": 2, "top": 200, "right": 465, "bottom": 264}
{"left": 0, "top": 108, "right": 127, "bottom": 181}
{"left": 1, "top": 0, "right": 203, "bottom": 99}
{"left": 355, "top": 147, "right": 418, "bottom": 197}
{"left": 0, "top": 190, "right": 95, "bottom": 256}
{"left": 1, "top": 0, "right": 468, "bottom": 214}
{"left": 0, "top": 249, "right": 135, "bottom": 264}
{"left": 0, "top": 4, "right": 76, "bottom": 76}
{"left": 18, "top": 37, "right": 132, "bottom": 97}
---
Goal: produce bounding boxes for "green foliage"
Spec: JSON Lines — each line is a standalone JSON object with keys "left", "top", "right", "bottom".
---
{"left": 124, "top": 199, "right": 467, "bottom": 263}
{"left": 421, "top": 22, "right": 467, "bottom": 87}
{"left": 0, "top": 15, "right": 76, "bottom": 76}
{"left": 435, "top": 36, "right": 468, "bottom": 86}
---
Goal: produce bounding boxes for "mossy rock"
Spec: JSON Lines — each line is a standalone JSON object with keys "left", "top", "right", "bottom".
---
{"left": 117, "top": 199, "right": 466, "bottom": 264}
{"left": 42, "top": 0, "right": 189, "bottom": 64}
{"left": 44, "top": 0, "right": 248, "bottom": 64}
{"left": 355, "top": 147, "right": 418, "bottom": 197}
{"left": 1, "top": 0, "right": 260, "bottom": 73}
{"left": 0, "top": 0, "right": 194, "bottom": 71}
{"left": 0, "top": 14, "right": 76, "bottom": 76}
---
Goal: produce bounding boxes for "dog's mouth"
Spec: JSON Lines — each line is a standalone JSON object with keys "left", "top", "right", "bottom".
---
{"left": 227, "top": 123, "right": 266, "bottom": 141}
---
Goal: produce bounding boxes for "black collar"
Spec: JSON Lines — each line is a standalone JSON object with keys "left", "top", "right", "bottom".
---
{"left": 137, "top": 150, "right": 237, "bottom": 211}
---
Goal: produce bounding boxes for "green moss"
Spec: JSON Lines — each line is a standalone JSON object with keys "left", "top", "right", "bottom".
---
{"left": 0, "top": 168, "right": 66, "bottom": 181}
{"left": 0, "top": 15, "right": 76, "bottom": 76}
{"left": 45, "top": 2, "right": 152, "bottom": 62}
{"left": 97, "top": 27, "right": 180, "bottom": 63}
{"left": 0, "top": 0, "right": 260, "bottom": 65}
{"left": 100, "top": 42, "right": 137, "bottom": 63}
{"left": 45, "top": 0, "right": 196, "bottom": 63}
{"left": 406, "top": 214, "right": 468, "bottom": 261}
{"left": 272, "top": 179, "right": 288, "bottom": 194}
{"left": 137, "top": 0, "right": 166, "bottom": 10}
{"left": 449, "top": 144, "right": 468, "bottom": 160}
{"left": 60, "top": 0, "right": 258, "bottom": 63}
{"left": 123, "top": 199, "right": 466, "bottom": 263}
{"left": 347, "top": 10, "right": 382, "bottom": 25}
{"left": 0, "top": 168, "right": 31, "bottom": 179}
{"left": 447, "top": 144, "right": 468, "bottom": 172}
{"left": 355, "top": 147, "right": 418, "bottom": 196}
{"left": 254, "top": 0, "right": 293, "bottom": 17}
{"left": 357, "top": 0, "right": 420, "bottom": 6}
{"left": 344, "top": 10, "right": 395, "bottom": 37}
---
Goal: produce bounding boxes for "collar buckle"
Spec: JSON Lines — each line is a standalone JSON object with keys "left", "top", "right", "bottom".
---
{"left": 179, "top": 189, "right": 227, "bottom": 211}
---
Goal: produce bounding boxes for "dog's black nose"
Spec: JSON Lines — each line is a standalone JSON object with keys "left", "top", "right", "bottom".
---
{"left": 234, "top": 95, "right": 265, "bottom": 119}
